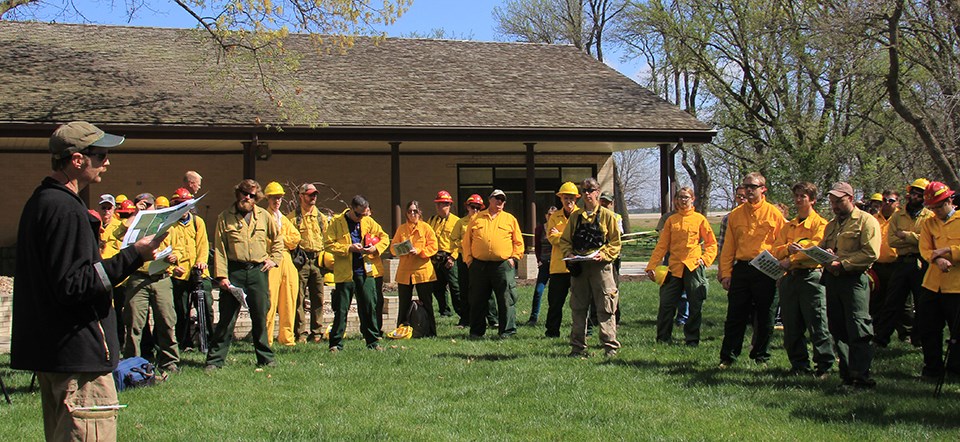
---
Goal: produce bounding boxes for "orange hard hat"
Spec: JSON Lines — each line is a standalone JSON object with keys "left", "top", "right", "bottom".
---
{"left": 434, "top": 190, "right": 454, "bottom": 203}
{"left": 465, "top": 194, "right": 485, "bottom": 209}
{"left": 924, "top": 181, "right": 955, "bottom": 207}
{"left": 171, "top": 187, "right": 194, "bottom": 203}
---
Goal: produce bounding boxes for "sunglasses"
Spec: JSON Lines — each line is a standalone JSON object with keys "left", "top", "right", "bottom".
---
{"left": 238, "top": 190, "right": 257, "bottom": 199}
{"left": 582, "top": 188, "right": 598, "bottom": 194}
{"left": 884, "top": 198, "right": 897, "bottom": 203}
{"left": 743, "top": 184, "right": 762, "bottom": 190}
{"left": 80, "top": 149, "right": 108, "bottom": 163}
{"left": 491, "top": 195, "right": 506, "bottom": 201}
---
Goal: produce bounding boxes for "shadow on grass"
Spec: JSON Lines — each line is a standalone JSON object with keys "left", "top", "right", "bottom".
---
{"left": 790, "top": 399, "right": 960, "bottom": 429}
{"left": 432, "top": 352, "right": 522, "bottom": 362}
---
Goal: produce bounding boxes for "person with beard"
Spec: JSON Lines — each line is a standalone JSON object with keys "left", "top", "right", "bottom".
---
{"left": 718, "top": 172, "right": 785, "bottom": 368}
{"left": 12, "top": 121, "right": 165, "bottom": 440}
{"left": 819, "top": 182, "right": 881, "bottom": 389}
{"left": 874, "top": 179, "right": 933, "bottom": 348}
{"left": 205, "top": 179, "right": 283, "bottom": 370}
{"left": 646, "top": 187, "right": 717, "bottom": 347}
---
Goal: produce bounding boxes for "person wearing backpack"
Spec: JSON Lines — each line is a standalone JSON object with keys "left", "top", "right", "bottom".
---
{"left": 559, "top": 178, "right": 622, "bottom": 358}
{"left": 392, "top": 200, "right": 439, "bottom": 337}
{"left": 288, "top": 183, "right": 330, "bottom": 343}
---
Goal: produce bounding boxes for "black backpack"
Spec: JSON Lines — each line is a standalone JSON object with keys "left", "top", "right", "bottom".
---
{"left": 572, "top": 210, "right": 606, "bottom": 252}
{"left": 406, "top": 300, "right": 435, "bottom": 338}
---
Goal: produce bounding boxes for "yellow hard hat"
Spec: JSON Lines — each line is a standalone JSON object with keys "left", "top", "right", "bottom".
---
{"left": 155, "top": 196, "right": 170, "bottom": 208}
{"left": 323, "top": 272, "right": 334, "bottom": 286}
{"left": 115, "top": 194, "right": 128, "bottom": 204}
{"left": 556, "top": 181, "right": 580, "bottom": 198}
{"left": 264, "top": 181, "right": 285, "bottom": 196}
{"left": 321, "top": 252, "right": 336, "bottom": 271}
{"left": 869, "top": 193, "right": 883, "bottom": 202}
{"left": 386, "top": 325, "right": 413, "bottom": 339}
{"left": 908, "top": 178, "right": 930, "bottom": 191}
{"left": 653, "top": 265, "right": 669, "bottom": 286}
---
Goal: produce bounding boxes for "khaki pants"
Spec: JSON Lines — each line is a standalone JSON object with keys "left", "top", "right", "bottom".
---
{"left": 570, "top": 260, "right": 620, "bottom": 352}
{"left": 123, "top": 273, "right": 179, "bottom": 369}
{"left": 39, "top": 371, "right": 118, "bottom": 442}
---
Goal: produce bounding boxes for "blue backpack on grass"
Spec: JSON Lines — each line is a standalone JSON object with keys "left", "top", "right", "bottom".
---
{"left": 112, "top": 357, "right": 159, "bottom": 392}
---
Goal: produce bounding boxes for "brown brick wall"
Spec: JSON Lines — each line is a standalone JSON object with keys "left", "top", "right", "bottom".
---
{"left": 0, "top": 151, "right": 612, "bottom": 249}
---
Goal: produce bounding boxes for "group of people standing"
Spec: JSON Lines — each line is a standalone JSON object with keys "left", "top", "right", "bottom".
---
{"left": 643, "top": 171, "right": 960, "bottom": 391}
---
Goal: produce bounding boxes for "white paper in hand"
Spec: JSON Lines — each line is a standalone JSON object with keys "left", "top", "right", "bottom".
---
{"left": 227, "top": 284, "right": 248, "bottom": 309}
{"left": 749, "top": 250, "right": 785, "bottom": 280}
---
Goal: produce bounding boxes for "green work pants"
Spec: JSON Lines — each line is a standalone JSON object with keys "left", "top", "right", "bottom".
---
{"left": 329, "top": 272, "right": 381, "bottom": 350}
{"left": 457, "top": 257, "right": 497, "bottom": 328}
{"left": 778, "top": 269, "right": 834, "bottom": 372}
{"left": 468, "top": 260, "right": 517, "bottom": 337}
{"left": 123, "top": 273, "right": 179, "bottom": 369}
{"left": 657, "top": 266, "right": 707, "bottom": 345}
{"left": 432, "top": 258, "right": 460, "bottom": 316}
{"left": 822, "top": 271, "right": 875, "bottom": 382}
{"left": 206, "top": 262, "right": 274, "bottom": 367}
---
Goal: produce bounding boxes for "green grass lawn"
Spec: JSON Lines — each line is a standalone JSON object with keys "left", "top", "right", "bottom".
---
{"left": 2, "top": 277, "right": 958, "bottom": 440}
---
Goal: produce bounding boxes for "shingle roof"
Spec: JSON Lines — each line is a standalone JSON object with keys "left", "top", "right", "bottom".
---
{"left": 0, "top": 21, "right": 713, "bottom": 135}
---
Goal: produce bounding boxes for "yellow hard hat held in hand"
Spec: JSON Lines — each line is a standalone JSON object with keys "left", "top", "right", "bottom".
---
{"left": 653, "top": 265, "right": 669, "bottom": 286}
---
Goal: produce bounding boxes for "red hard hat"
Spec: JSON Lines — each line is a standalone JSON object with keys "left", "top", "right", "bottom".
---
{"left": 116, "top": 199, "right": 137, "bottom": 214}
{"left": 434, "top": 190, "right": 454, "bottom": 203}
{"left": 924, "top": 181, "right": 955, "bottom": 207}
{"left": 171, "top": 187, "right": 194, "bottom": 203}
{"left": 465, "top": 194, "right": 485, "bottom": 209}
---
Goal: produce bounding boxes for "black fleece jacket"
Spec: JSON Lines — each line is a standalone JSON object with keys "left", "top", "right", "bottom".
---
{"left": 11, "top": 177, "right": 144, "bottom": 373}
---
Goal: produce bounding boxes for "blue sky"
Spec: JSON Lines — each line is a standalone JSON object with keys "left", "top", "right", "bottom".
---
{"left": 32, "top": 0, "right": 641, "bottom": 80}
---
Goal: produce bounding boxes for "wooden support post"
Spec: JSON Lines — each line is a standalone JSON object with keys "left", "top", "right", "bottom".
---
{"left": 524, "top": 142, "right": 537, "bottom": 252}
{"left": 390, "top": 142, "right": 401, "bottom": 236}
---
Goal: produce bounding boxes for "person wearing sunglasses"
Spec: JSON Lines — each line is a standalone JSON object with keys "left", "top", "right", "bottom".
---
{"left": 12, "top": 121, "right": 167, "bottom": 441}
{"left": 392, "top": 200, "right": 439, "bottom": 337}
{"left": 718, "top": 172, "right": 785, "bottom": 369}
{"left": 206, "top": 179, "right": 283, "bottom": 371}
{"left": 869, "top": 190, "right": 901, "bottom": 325}
{"left": 875, "top": 179, "right": 933, "bottom": 349}
{"left": 324, "top": 195, "right": 389, "bottom": 352}
{"left": 559, "top": 178, "right": 623, "bottom": 357}
{"left": 288, "top": 183, "right": 331, "bottom": 344}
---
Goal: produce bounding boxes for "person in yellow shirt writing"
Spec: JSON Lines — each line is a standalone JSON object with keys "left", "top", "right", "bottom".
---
{"left": 324, "top": 195, "right": 389, "bottom": 351}
{"left": 819, "top": 182, "right": 881, "bottom": 389}
{"left": 917, "top": 182, "right": 960, "bottom": 379}
{"left": 771, "top": 182, "right": 834, "bottom": 377}
{"left": 392, "top": 200, "right": 439, "bottom": 337}
{"left": 463, "top": 189, "right": 524, "bottom": 339}
{"left": 646, "top": 187, "right": 717, "bottom": 347}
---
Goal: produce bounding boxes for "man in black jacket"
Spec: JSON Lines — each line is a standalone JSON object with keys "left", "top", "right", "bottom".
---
{"left": 12, "top": 121, "right": 165, "bottom": 441}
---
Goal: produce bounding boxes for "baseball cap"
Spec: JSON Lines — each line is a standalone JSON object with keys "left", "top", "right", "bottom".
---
{"left": 49, "top": 121, "right": 124, "bottom": 159}
{"left": 134, "top": 192, "right": 156, "bottom": 206}
{"left": 490, "top": 189, "right": 506, "bottom": 200}
{"left": 827, "top": 182, "right": 854, "bottom": 198}
{"left": 599, "top": 191, "right": 614, "bottom": 202}
{"left": 299, "top": 183, "right": 319, "bottom": 195}
{"left": 99, "top": 194, "right": 116, "bottom": 207}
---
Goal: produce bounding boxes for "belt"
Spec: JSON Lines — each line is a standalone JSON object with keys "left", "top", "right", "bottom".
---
{"left": 229, "top": 260, "right": 262, "bottom": 270}
{"left": 134, "top": 271, "right": 169, "bottom": 281}
{"left": 896, "top": 253, "right": 920, "bottom": 262}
